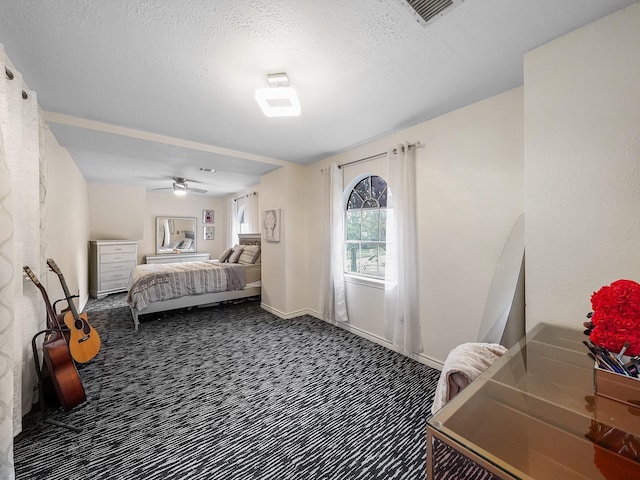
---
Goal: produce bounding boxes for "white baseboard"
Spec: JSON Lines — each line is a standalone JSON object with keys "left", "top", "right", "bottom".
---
{"left": 259, "top": 303, "right": 308, "bottom": 319}
{"left": 259, "top": 303, "right": 443, "bottom": 371}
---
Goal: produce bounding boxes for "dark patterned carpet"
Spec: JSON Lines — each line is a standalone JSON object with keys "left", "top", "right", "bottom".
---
{"left": 14, "top": 295, "right": 453, "bottom": 480}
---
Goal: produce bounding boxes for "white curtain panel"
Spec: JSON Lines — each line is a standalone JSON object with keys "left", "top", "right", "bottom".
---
{"left": 319, "top": 163, "right": 348, "bottom": 322}
{"left": 245, "top": 192, "right": 260, "bottom": 233}
{"left": 227, "top": 197, "right": 238, "bottom": 247}
{"left": 0, "top": 73, "right": 16, "bottom": 480}
{"left": 39, "top": 114, "right": 48, "bottom": 279}
{"left": 235, "top": 192, "right": 260, "bottom": 234}
{"left": 0, "top": 46, "right": 44, "bottom": 480}
{"left": 384, "top": 144, "right": 423, "bottom": 354}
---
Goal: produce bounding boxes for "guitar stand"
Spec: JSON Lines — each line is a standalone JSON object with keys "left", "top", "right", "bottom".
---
{"left": 53, "top": 294, "right": 78, "bottom": 316}
{"left": 31, "top": 330, "right": 82, "bottom": 433}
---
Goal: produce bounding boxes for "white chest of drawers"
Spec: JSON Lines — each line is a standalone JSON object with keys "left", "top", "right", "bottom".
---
{"left": 144, "top": 253, "right": 210, "bottom": 264}
{"left": 89, "top": 240, "right": 138, "bottom": 298}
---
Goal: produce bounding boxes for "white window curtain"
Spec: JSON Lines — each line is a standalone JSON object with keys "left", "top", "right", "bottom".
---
{"left": 0, "top": 47, "right": 45, "bottom": 480}
{"left": 319, "top": 163, "right": 348, "bottom": 322}
{"left": 235, "top": 192, "right": 260, "bottom": 234}
{"left": 384, "top": 144, "right": 422, "bottom": 354}
{"left": 227, "top": 197, "right": 238, "bottom": 247}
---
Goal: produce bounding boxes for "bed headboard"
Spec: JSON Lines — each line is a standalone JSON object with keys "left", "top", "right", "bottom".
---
{"left": 238, "top": 233, "right": 261, "bottom": 246}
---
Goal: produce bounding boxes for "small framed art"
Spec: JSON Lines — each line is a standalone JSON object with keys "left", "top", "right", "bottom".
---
{"left": 203, "top": 226, "right": 215, "bottom": 240}
{"left": 203, "top": 209, "right": 214, "bottom": 224}
{"left": 263, "top": 208, "right": 281, "bottom": 242}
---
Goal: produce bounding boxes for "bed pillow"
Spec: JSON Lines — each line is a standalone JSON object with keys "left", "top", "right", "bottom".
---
{"left": 218, "top": 248, "right": 233, "bottom": 263}
{"left": 227, "top": 245, "right": 244, "bottom": 263}
{"left": 239, "top": 245, "right": 261, "bottom": 265}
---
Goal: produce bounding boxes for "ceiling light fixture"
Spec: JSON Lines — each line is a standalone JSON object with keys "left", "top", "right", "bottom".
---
{"left": 255, "top": 72, "right": 301, "bottom": 117}
{"left": 173, "top": 183, "right": 187, "bottom": 196}
{"left": 199, "top": 167, "right": 216, "bottom": 172}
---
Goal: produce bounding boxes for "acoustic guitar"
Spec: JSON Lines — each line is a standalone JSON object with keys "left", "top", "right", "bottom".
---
{"left": 23, "top": 266, "right": 86, "bottom": 411}
{"left": 47, "top": 259, "right": 101, "bottom": 363}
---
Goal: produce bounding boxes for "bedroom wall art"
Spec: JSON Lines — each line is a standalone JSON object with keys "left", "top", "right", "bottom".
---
{"left": 203, "top": 209, "right": 214, "bottom": 224}
{"left": 263, "top": 209, "right": 281, "bottom": 242}
{"left": 203, "top": 226, "right": 215, "bottom": 240}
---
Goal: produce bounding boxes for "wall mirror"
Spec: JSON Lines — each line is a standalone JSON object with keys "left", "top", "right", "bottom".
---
{"left": 156, "top": 216, "right": 197, "bottom": 254}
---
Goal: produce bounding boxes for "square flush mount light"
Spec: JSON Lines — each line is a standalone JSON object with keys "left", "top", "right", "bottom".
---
{"left": 255, "top": 72, "right": 301, "bottom": 117}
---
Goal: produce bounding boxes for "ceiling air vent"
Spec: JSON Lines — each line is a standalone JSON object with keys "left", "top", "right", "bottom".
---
{"left": 403, "top": 0, "right": 464, "bottom": 26}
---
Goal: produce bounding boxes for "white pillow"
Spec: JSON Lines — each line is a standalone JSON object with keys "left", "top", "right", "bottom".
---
{"left": 239, "top": 245, "right": 260, "bottom": 265}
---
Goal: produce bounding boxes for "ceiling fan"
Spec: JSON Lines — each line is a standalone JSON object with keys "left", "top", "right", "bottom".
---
{"left": 153, "top": 177, "right": 207, "bottom": 195}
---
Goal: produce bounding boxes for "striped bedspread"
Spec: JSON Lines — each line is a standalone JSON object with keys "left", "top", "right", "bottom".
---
{"left": 126, "top": 261, "right": 245, "bottom": 311}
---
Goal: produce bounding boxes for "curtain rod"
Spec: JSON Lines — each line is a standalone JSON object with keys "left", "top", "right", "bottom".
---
{"left": 338, "top": 141, "right": 424, "bottom": 169}
{"left": 233, "top": 191, "right": 257, "bottom": 201}
{"left": 5, "top": 66, "right": 29, "bottom": 99}
{"left": 338, "top": 152, "right": 386, "bottom": 170}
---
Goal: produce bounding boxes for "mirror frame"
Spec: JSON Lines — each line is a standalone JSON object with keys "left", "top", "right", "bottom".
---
{"left": 156, "top": 216, "right": 197, "bottom": 254}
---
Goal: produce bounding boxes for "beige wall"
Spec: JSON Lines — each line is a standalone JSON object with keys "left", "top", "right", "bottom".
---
{"left": 142, "top": 191, "right": 226, "bottom": 263}
{"left": 524, "top": 3, "right": 640, "bottom": 329}
{"left": 259, "top": 165, "right": 310, "bottom": 316}
{"left": 259, "top": 87, "right": 524, "bottom": 366}
{"left": 43, "top": 127, "right": 90, "bottom": 309}
{"left": 88, "top": 183, "right": 145, "bottom": 240}
{"left": 86, "top": 185, "right": 226, "bottom": 264}
{"left": 259, "top": 168, "right": 288, "bottom": 313}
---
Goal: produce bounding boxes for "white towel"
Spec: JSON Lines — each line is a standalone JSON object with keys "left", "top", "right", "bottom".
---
{"left": 431, "top": 342, "right": 507, "bottom": 415}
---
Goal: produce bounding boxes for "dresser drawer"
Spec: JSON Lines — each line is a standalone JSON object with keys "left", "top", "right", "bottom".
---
{"left": 101, "top": 261, "right": 136, "bottom": 274}
{"left": 100, "top": 278, "right": 129, "bottom": 291}
{"left": 101, "top": 244, "right": 136, "bottom": 255}
{"left": 101, "top": 252, "right": 136, "bottom": 264}
{"left": 100, "top": 269, "right": 131, "bottom": 283}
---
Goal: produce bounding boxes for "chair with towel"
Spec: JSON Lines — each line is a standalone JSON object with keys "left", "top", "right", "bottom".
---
{"left": 431, "top": 342, "right": 507, "bottom": 414}
{"left": 431, "top": 214, "right": 525, "bottom": 415}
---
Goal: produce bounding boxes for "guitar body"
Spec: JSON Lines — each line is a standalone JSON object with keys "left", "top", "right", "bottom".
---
{"left": 42, "top": 335, "right": 86, "bottom": 411}
{"left": 63, "top": 311, "right": 101, "bottom": 363}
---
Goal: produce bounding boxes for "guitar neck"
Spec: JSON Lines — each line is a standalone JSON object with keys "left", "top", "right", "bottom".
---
{"left": 47, "top": 259, "right": 81, "bottom": 319}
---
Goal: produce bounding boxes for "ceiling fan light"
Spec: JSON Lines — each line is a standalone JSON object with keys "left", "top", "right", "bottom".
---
{"left": 255, "top": 86, "right": 301, "bottom": 117}
{"left": 173, "top": 183, "right": 187, "bottom": 195}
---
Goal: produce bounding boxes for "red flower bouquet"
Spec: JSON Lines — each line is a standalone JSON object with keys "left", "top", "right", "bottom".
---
{"left": 588, "top": 279, "right": 640, "bottom": 357}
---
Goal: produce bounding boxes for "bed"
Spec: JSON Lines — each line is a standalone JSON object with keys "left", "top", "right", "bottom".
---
{"left": 127, "top": 235, "right": 261, "bottom": 330}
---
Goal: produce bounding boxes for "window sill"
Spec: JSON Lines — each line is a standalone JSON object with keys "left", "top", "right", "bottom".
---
{"left": 344, "top": 274, "right": 385, "bottom": 290}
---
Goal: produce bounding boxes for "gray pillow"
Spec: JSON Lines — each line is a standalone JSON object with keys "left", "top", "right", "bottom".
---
{"left": 227, "top": 246, "right": 244, "bottom": 263}
{"left": 218, "top": 248, "right": 233, "bottom": 262}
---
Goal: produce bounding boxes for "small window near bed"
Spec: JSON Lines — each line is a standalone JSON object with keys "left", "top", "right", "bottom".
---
{"left": 344, "top": 175, "right": 387, "bottom": 279}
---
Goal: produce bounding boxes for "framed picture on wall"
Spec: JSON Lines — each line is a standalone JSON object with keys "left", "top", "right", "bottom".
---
{"left": 203, "top": 226, "right": 215, "bottom": 240}
{"left": 263, "top": 209, "right": 281, "bottom": 242}
{"left": 203, "top": 209, "right": 214, "bottom": 224}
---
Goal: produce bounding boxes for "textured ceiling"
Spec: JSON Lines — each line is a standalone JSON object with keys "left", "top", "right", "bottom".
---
{"left": 1, "top": 0, "right": 637, "bottom": 196}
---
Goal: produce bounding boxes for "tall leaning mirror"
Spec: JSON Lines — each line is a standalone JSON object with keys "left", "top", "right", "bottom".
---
{"left": 156, "top": 216, "right": 197, "bottom": 253}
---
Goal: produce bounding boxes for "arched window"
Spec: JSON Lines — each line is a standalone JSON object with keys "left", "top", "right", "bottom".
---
{"left": 344, "top": 175, "right": 387, "bottom": 278}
